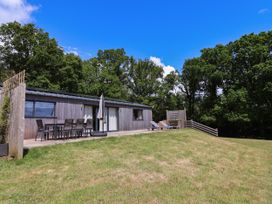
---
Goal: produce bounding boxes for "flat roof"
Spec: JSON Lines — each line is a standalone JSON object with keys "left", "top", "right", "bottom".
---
{"left": 25, "top": 87, "right": 151, "bottom": 109}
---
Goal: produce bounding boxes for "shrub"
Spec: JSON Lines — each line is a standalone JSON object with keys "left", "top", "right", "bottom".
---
{"left": 0, "top": 95, "right": 10, "bottom": 144}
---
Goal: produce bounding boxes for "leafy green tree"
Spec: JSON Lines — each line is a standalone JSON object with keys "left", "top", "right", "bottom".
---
{"left": 198, "top": 46, "right": 228, "bottom": 126}
{"left": 0, "top": 22, "right": 64, "bottom": 89}
{"left": 182, "top": 31, "right": 272, "bottom": 137}
{"left": 81, "top": 49, "right": 129, "bottom": 99}
{"left": 180, "top": 58, "right": 204, "bottom": 120}
{"left": 127, "top": 58, "right": 163, "bottom": 102}
{"left": 154, "top": 71, "right": 181, "bottom": 121}
{"left": 249, "top": 61, "right": 272, "bottom": 137}
{"left": 59, "top": 54, "right": 83, "bottom": 93}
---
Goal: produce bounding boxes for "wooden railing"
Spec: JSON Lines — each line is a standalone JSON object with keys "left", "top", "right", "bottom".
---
{"left": 185, "top": 120, "right": 218, "bottom": 136}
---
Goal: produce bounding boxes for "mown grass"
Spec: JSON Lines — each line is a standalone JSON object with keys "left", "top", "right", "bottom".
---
{"left": 0, "top": 129, "right": 271, "bottom": 204}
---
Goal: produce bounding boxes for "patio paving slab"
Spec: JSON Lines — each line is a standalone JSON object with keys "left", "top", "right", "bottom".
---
{"left": 24, "top": 129, "right": 157, "bottom": 149}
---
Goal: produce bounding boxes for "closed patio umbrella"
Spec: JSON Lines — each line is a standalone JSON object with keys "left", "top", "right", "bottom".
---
{"left": 97, "top": 94, "right": 105, "bottom": 132}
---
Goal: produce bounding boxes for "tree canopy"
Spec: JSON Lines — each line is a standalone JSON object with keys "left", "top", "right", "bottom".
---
{"left": 180, "top": 32, "right": 272, "bottom": 138}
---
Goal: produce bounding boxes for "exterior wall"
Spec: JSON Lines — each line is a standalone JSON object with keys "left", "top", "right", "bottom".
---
{"left": 24, "top": 95, "right": 85, "bottom": 139}
{"left": 118, "top": 108, "right": 152, "bottom": 131}
{"left": 55, "top": 102, "right": 84, "bottom": 121}
{"left": 24, "top": 102, "right": 84, "bottom": 139}
{"left": 24, "top": 94, "right": 152, "bottom": 139}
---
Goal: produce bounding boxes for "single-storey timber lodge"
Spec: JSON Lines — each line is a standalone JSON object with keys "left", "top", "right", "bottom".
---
{"left": 0, "top": 86, "right": 152, "bottom": 139}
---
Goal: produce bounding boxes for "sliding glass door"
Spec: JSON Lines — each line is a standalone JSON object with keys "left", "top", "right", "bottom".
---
{"left": 84, "top": 106, "right": 118, "bottom": 132}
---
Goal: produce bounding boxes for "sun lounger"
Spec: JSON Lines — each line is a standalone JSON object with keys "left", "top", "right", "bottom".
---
{"left": 159, "top": 121, "right": 174, "bottom": 129}
{"left": 150, "top": 121, "right": 162, "bottom": 131}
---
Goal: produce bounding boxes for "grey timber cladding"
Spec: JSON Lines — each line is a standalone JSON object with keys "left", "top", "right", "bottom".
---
{"left": 26, "top": 88, "right": 151, "bottom": 109}
{"left": 119, "top": 108, "right": 152, "bottom": 131}
{"left": 22, "top": 88, "right": 152, "bottom": 139}
{"left": 0, "top": 86, "right": 153, "bottom": 139}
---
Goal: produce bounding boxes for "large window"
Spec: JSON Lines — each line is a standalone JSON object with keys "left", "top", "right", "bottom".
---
{"left": 25, "top": 101, "right": 55, "bottom": 118}
{"left": 133, "top": 109, "right": 143, "bottom": 121}
{"left": 25, "top": 101, "right": 34, "bottom": 117}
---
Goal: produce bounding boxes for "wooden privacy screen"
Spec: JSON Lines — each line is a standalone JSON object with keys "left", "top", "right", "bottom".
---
{"left": 1, "top": 70, "right": 26, "bottom": 159}
{"left": 3, "top": 70, "right": 25, "bottom": 94}
{"left": 166, "top": 110, "right": 187, "bottom": 128}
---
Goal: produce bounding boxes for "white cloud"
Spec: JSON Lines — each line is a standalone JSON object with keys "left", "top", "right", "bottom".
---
{"left": 64, "top": 46, "right": 79, "bottom": 56}
{"left": 258, "top": 8, "right": 270, "bottom": 14}
{"left": 0, "top": 0, "right": 38, "bottom": 24}
{"left": 150, "top": 56, "right": 176, "bottom": 77}
{"left": 217, "top": 87, "right": 223, "bottom": 96}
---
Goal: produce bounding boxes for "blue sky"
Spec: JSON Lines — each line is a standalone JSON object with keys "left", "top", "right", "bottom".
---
{"left": 1, "top": 0, "right": 272, "bottom": 72}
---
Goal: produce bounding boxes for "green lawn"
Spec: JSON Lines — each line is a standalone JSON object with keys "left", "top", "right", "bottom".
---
{"left": 0, "top": 129, "right": 271, "bottom": 204}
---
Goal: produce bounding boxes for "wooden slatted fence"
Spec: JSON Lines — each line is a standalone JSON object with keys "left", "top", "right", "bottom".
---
{"left": 186, "top": 120, "right": 218, "bottom": 136}
{"left": 2, "top": 70, "right": 25, "bottom": 94}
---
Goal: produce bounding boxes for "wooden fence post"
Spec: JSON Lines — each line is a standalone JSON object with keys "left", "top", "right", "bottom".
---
{"left": 215, "top": 128, "right": 218, "bottom": 136}
{"left": 8, "top": 83, "right": 25, "bottom": 159}
{"left": 2, "top": 70, "right": 26, "bottom": 159}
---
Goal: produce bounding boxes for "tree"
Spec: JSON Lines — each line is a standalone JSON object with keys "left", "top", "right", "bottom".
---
{"left": 249, "top": 61, "right": 272, "bottom": 137}
{"left": 81, "top": 49, "right": 129, "bottom": 99}
{"left": 154, "top": 71, "right": 182, "bottom": 121}
{"left": 181, "top": 31, "right": 272, "bottom": 137}
{"left": 180, "top": 58, "right": 204, "bottom": 120}
{"left": 59, "top": 54, "right": 83, "bottom": 93}
{"left": 127, "top": 58, "right": 163, "bottom": 102}
{"left": 0, "top": 22, "right": 64, "bottom": 90}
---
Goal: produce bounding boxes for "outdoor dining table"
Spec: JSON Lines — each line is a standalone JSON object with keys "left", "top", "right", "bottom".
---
{"left": 44, "top": 123, "right": 87, "bottom": 140}
{"left": 45, "top": 123, "right": 88, "bottom": 128}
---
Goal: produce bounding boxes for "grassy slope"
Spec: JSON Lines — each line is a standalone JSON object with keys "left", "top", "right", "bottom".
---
{"left": 0, "top": 129, "right": 271, "bottom": 204}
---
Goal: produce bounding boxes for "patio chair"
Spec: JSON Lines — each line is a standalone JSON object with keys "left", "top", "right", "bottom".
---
{"left": 150, "top": 121, "right": 162, "bottom": 131}
{"left": 36, "top": 120, "right": 50, "bottom": 141}
{"left": 62, "top": 119, "right": 73, "bottom": 139}
{"left": 85, "top": 119, "right": 93, "bottom": 136}
{"left": 52, "top": 124, "right": 61, "bottom": 139}
{"left": 73, "top": 119, "right": 85, "bottom": 138}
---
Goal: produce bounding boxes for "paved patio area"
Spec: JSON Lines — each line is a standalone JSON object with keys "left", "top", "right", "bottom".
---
{"left": 24, "top": 129, "right": 156, "bottom": 149}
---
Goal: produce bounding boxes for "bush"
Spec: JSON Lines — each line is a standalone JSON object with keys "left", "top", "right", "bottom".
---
{"left": 0, "top": 95, "right": 10, "bottom": 144}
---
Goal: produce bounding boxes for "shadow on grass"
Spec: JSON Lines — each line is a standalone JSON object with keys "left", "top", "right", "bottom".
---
{"left": 218, "top": 135, "right": 272, "bottom": 141}
{"left": 23, "top": 148, "right": 29, "bottom": 157}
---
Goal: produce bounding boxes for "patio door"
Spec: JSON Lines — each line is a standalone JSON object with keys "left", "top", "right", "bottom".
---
{"left": 108, "top": 108, "right": 118, "bottom": 131}
{"left": 84, "top": 105, "right": 97, "bottom": 131}
{"left": 84, "top": 106, "right": 93, "bottom": 122}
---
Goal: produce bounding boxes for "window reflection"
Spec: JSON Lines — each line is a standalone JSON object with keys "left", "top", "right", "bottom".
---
{"left": 133, "top": 109, "right": 143, "bottom": 120}
{"left": 35, "top": 102, "right": 55, "bottom": 117}
{"left": 25, "top": 101, "right": 34, "bottom": 117}
{"left": 25, "top": 101, "right": 55, "bottom": 117}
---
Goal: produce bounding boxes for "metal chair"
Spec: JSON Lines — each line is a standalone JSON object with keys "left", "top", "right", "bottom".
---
{"left": 52, "top": 124, "right": 61, "bottom": 139}
{"left": 36, "top": 120, "right": 50, "bottom": 141}
{"left": 62, "top": 119, "right": 73, "bottom": 139}
{"left": 73, "top": 119, "right": 84, "bottom": 138}
{"left": 85, "top": 119, "right": 93, "bottom": 136}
